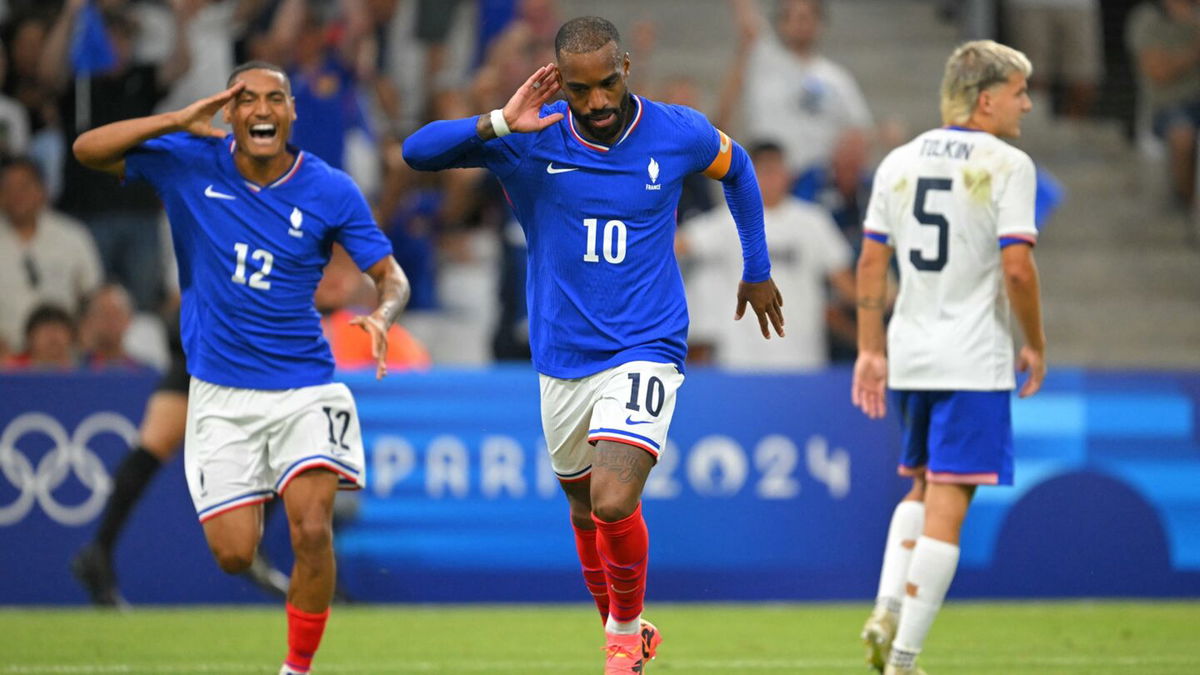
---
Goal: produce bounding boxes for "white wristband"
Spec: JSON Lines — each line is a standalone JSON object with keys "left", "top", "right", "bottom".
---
{"left": 489, "top": 109, "right": 511, "bottom": 138}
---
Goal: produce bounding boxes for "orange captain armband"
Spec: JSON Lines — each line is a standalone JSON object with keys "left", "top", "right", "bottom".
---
{"left": 702, "top": 129, "right": 733, "bottom": 180}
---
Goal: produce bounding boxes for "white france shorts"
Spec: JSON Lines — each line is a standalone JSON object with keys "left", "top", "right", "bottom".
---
{"left": 539, "top": 360, "right": 684, "bottom": 482}
{"left": 184, "top": 377, "right": 366, "bottom": 522}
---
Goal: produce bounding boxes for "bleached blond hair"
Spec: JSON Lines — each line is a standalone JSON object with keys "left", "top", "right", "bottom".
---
{"left": 940, "top": 40, "right": 1032, "bottom": 126}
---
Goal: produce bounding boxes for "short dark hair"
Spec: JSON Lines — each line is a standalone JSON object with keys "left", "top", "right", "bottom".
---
{"left": 555, "top": 16, "right": 621, "bottom": 58}
{"left": 748, "top": 140, "right": 785, "bottom": 162}
{"left": 24, "top": 303, "right": 74, "bottom": 339}
{"left": 1, "top": 156, "right": 45, "bottom": 185}
{"left": 227, "top": 61, "right": 292, "bottom": 94}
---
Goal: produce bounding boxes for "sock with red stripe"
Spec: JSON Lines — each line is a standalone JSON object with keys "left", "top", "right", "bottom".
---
{"left": 284, "top": 602, "right": 330, "bottom": 674}
{"left": 572, "top": 523, "right": 610, "bottom": 623}
{"left": 593, "top": 502, "right": 649, "bottom": 632}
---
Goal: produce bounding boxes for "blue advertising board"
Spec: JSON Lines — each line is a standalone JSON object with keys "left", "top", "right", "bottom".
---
{"left": 1, "top": 367, "right": 1198, "bottom": 604}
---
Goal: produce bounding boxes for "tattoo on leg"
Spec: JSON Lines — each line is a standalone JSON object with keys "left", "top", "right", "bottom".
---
{"left": 595, "top": 448, "right": 649, "bottom": 484}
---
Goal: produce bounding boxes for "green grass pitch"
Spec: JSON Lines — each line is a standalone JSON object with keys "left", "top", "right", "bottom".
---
{"left": 3, "top": 602, "right": 1198, "bottom": 673}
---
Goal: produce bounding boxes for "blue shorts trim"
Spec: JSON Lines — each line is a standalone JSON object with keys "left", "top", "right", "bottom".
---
{"left": 893, "top": 390, "right": 1014, "bottom": 485}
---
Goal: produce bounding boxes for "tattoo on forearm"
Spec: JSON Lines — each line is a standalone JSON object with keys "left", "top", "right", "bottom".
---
{"left": 595, "top": 448, "right": 649, "bottom": 484}
{"left": 476, "top": 113, "right": 497, "bottom": 141}
{"left": 376, "top": 275, "right": 408, "bottom": 326}
{"left": 857, "top": 296, "right": 885, "bottom": 310}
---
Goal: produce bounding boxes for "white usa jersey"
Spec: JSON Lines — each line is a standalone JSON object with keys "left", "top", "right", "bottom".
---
{"left": 863, "top": 127, "right": 1037, "bottom": 390}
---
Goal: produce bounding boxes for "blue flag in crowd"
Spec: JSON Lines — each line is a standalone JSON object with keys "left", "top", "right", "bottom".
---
{"left": 71, "top": 1, "right": 115, "bottom": 76}
{"left": 1034, "top": 166, "right": 1064, "bottom": 230}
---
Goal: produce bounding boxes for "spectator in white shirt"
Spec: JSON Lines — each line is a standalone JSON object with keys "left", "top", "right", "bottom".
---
{"left": 724, "top": 0, "right": 874, "bottom": 179}
{"left": 680, "top": 141, "right": 856, "bottom": 371}
{"left": 0, "top": 157, "right": 102, "bottom": 356}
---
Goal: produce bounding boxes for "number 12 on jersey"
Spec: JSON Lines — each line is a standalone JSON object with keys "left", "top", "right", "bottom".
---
{"left": 231, "top": 242, "right": 274, "bottom": 290}
{"left": 582, "top": 218, "right": 627, "bottom": 264}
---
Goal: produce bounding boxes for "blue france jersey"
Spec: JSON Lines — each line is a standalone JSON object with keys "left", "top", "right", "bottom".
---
{"left": 125, "top": 134, "right": 393, "bottom": 389}
{"left": 418, "top": 96, "right": 727, "bottom": 378}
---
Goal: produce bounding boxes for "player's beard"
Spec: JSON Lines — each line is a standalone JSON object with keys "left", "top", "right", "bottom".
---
{"left": 579, "top": 94, "right": 631, "bottom": 145}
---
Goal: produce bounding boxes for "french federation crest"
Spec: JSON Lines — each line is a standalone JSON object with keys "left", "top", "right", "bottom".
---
{"left": 646, "top": 157, "right": 661, "bottom": 190}
{"left": 289, "top": 206, "right": 304, "bottom": 238}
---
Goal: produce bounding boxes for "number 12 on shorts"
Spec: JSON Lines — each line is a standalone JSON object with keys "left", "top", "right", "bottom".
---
{"left": 322, "top": 406, "right": 351, "bottom": 450}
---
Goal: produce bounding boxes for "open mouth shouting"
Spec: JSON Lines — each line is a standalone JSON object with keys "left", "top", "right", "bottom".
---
{"left": 247, "top": 122, "right": 279, "bottom": 148}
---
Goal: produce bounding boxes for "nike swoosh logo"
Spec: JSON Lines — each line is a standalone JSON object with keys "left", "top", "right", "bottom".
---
{"left": 547, "top": 163, "right": 580, "bottom": 174}
{"left": 204, "top": 185, "right": 236, "bottom": 200}
{"left": 625, "top": 415, "right": 653, "bottom": 425}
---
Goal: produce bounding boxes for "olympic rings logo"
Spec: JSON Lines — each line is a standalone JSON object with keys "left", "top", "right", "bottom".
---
{"left": 0, "top": 412, "right": 137, "bottom": 526}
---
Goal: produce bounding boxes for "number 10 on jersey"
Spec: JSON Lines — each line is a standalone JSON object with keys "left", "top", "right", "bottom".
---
{"left": 582, "top": 218, "right": 627, "bottom": 264}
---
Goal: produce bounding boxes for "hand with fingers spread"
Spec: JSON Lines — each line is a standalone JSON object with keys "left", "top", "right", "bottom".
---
{"left": 736, "top": 278, "right": 785, "bottom": 339}
{"left": 175, "top": 82, "right": 246, "bottom": 139}
{"left": 499, "top": 63, "right": 565, "bottom": 134}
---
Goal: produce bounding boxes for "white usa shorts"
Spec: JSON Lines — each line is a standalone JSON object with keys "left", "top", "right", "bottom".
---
{"left": 539, "top": 360, "right": 684, "bottom": 482}
{"left": 184, "top": 377, "right": 366, "bottom": 522}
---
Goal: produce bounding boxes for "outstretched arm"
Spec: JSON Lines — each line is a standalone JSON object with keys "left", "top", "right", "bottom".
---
{"left": 73, "top": 82, "right": 245, "bottom": 176}
{"left": 403, "top": 63, "right": 563, "bottom": 171}
{"left": 852, "top": 238, "right": 892, "bottom": 419}
{"left": 714, "top": 0, "right": 760, "bottom": 131}
{"left": 157, "top": 0, "right": 195, "bottom": 89}
{"left": 350, "top": 256, "right": 411, "bottom": 380}
{"left": 39, "top": 0, "right": 87, "bottom": 95}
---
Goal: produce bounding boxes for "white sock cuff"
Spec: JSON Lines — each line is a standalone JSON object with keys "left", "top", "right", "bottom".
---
{"left": 876, "top": 501, "right": 927, "bottom": 608}
{"left": 893, "top": 501, "right": 925, "bottom": 538}
{"left": 908, "top": 536, "right": 960, "bottom": 603}
{"left": 915, "top": 535, "right": 959, "bottom": 559}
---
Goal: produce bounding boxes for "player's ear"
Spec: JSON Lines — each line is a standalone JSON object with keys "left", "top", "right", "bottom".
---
{"left": 290, "top": 96, "right": 298, "bottom": 123}
{"left": 974, "top": 89, "right": 990, "bottom": 119}
{"left": 622, "top": 52, "right": 631, "bottom": 78}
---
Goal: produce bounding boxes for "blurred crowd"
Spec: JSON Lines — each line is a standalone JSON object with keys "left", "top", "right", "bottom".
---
{"left": 0, "top": 0, "right": 1192, "bottom": 373}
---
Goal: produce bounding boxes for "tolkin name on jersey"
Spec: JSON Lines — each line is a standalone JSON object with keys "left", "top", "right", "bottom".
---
{"left": 920, "top": 138, "right": 974, "bottom": 161}
{"left": 645, "top": 157, "right": 662, "bottom": 190}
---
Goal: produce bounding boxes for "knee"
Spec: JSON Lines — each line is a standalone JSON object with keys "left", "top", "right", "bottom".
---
{"left": 290, "top": 517, "right": 332, "bottom": 555}
{"left": 212, "top": 547, "right": 254, "bottom": 575}
{"left": 591, "top": 495, "right": 637, "bottom": 524}
{"left": 569, "top": 509, "right": 594, "bottom": 530}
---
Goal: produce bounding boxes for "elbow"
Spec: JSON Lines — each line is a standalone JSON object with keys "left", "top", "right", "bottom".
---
{"left": 72, "top": 133, "right": 98, "bottom": 168}
{"left": 856, "top": 256, "right": 885, "bottom": 281}
{"left": 400, "top": 138, "right": 433, "bottom": 171}
{"left": 1004, "top": 264, "right": 1035, "bottom": 290}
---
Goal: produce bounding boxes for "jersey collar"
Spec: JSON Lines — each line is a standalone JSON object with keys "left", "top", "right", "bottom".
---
{"left": 226, "top": 137, "right": 305, "bottom": 191}
{"left": 567, "top": 94, "right": 643, "bottom": 152}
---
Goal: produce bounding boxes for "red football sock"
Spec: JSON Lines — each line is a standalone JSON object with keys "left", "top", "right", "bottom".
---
{"left": 285, "top": 602, "right": 330, "bottom": 674}
{"left": 593, "top": 502, "right": 649, "bottom": 624}
{"left": 573, "top": 523, "right": 610, "bottom": 623}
